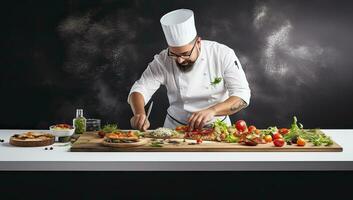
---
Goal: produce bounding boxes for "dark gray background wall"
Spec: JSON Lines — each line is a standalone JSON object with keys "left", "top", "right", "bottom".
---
{"left": 1, "top": 0, "right": 353, "bottom": 129}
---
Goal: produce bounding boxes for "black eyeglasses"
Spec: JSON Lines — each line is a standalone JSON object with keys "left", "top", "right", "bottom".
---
{"left": 167, "top": 38, "right": 198, "bottom": 59}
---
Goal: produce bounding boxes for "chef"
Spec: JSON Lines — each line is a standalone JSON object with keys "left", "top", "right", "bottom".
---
{"left": 127, "top": 9, "right": 251, "bottom": 131}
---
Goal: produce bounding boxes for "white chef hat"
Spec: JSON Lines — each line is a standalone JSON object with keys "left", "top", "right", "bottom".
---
{"left": 160, "top": 9, "right": 197, "bottom": 47}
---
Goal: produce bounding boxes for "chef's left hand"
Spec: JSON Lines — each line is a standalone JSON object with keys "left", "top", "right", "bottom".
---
{"left": 187, "top": 108, "right": 216, "bottom": 131}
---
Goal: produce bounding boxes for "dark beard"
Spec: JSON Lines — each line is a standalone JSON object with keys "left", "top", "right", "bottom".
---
{"left": 176, "top": 60, "right": 195, "bottom": 73}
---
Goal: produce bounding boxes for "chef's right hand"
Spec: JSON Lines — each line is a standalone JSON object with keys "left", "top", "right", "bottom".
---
{"left": 130, "top": 114, "right": 150, "bottom": 131}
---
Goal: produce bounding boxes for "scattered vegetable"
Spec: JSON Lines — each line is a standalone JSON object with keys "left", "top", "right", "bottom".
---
{"left": 273, "top": 139, "right": 285, "bottom": 147}
{"left": 279, "top": 128, "right": 289, "bottom": 135}
{"left": 235, "top": 120, "right": 247, "bottom": 132}
{"left": 213, "top": 119, "right": 238, "bottom": 143}
{"left": 264, "top": 135, "right": 273, "bottom": 143}
{"left": 101, "top": 124, "right": 119, "bottom": 133}
{"left": 284, "top": 116, "right": 333, "bottom": 146}
{"left": 248, "top": 125, "right": 256, "bottom": 133}
{"left": 297, "top": 137, "right": 306, "bottom": 146}
{"left": 244, "top": 139, "right": 258, "bottom": 146}
{"left": 273, "top": 133, "right": 283, "bottom": 140}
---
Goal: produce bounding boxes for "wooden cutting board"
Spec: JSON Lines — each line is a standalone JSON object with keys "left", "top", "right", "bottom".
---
{"left": 70, "top": 130, "right": 343, "bottom": 152}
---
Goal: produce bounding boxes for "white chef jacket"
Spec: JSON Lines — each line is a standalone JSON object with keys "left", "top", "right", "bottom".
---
{"left": 127, "top": 40, "right": 251, "bottom": 128}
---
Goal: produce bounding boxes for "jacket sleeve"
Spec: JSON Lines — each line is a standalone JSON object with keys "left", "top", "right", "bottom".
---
{"left": 127, "top": 54, "right": 166, "bottom": 106}
{"left": 222, "top": 49, "right": 251, "bottom": 106}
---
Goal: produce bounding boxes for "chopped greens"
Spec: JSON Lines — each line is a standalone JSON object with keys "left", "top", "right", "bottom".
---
{"left": 225, "top": 134, "right": 238, "bottom": 143}
{"left": 101, "top": 124, "right": 119, "bottom": 133}
{"left": 213, "top": 119, "right": 228, "bottom": 134}
{"left": 213, "top": 119, "right": 238, "bottom": 143}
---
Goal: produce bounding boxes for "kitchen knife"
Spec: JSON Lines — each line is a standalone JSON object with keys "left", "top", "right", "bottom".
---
{"left": 143, "top": 101, "right": 153, "bottom": 126}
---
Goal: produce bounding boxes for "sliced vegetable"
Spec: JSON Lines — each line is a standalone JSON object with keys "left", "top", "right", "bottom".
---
{"left": 175, "top": 125, "right": 189, "bottom": 132}
{"left": 244, "top": 139, "right": 258, "bottom": 146}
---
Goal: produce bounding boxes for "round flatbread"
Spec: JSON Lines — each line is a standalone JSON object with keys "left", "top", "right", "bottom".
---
{"left": 10, "top": 135, "right": 55, "bottom": 147}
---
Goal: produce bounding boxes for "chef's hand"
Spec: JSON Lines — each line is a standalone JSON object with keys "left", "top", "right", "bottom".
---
{"left": 130, "top": 114, "right": 150, "bottom": 131}
{"left": 187, "top": 108, "right": 216, "bottom": 131}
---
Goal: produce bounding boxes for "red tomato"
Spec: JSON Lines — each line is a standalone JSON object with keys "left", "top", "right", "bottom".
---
{"left": 279, "top": 128, "right": 289, "bottom": 135}
{"left": 98, "top": 131, "right": 105, "bottom": 138}
{"left": 196, "top": 138, "right": 203, "bottom": 144}
{"left": 235, "top": 120, "right": 247, "bottom": 132}
{"left": 248, "top": 125, "right": 256, "bottom": 133}
{"left": 272, "top": 133, "right": 283, "bottom": 140}
{"left": 273, "top": 139, "right": 285, "bottom": 147}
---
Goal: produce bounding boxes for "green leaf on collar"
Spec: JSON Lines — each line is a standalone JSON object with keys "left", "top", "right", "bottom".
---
{"left": 211, "top": 77, "right": 222, "bottom": 86}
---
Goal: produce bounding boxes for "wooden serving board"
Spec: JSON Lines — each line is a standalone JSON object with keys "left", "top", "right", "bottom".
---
{"left": 10, "top": 137, "right": 55, "bottom": 147}
{"left": 70, "top": 130, "right": 343, "bottom": 152}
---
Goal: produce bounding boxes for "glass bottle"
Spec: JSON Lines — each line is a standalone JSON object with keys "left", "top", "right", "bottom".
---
{"left": 73, "top": 109, "right": 86, "bottom": 134}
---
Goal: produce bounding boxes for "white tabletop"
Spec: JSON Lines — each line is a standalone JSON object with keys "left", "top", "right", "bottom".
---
{"left": 0, "top": 129, "right": 352, "bottom": 171}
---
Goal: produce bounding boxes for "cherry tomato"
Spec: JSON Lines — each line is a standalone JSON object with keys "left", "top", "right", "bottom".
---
{"left": 297, "top": 137, "right": 306, "bottom": 146}
{"left": 273, "top": 138, "right": 285, "bottom": 147}
{"left": 279, "top": 128, "right": 289, "bottom": 135}
{"left": 272, "top": 133, "right": 283, "bottom": 140}
{"left": 196, "top": 138, "right": 203, "bottom": 144}
{"left": 255, "top": 129, "right": 261, "bottom": 135}
{"left": 248, "top": 125, "right": 256, "bottom": 133}
{"left": 264, "top": 135, "right": 273, "bottom": 143}
{"left": 98, "top": 131, "right": 105, "bottom": 138}
{"left": 235, "top": 120, "right": 247, "bottom": 132}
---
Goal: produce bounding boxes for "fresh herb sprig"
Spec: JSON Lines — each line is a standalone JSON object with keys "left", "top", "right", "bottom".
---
{"left": 211, "top": 77, "right": 222, "bottom": 86}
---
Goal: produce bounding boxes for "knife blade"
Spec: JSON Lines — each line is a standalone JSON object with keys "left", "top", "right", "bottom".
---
{"left": 143, "top": 101, "right": 153, "bottom": 126}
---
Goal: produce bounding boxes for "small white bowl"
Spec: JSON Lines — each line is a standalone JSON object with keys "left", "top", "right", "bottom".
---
{"left": 49, "top": 125, "right": 75, "bottom": 137}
